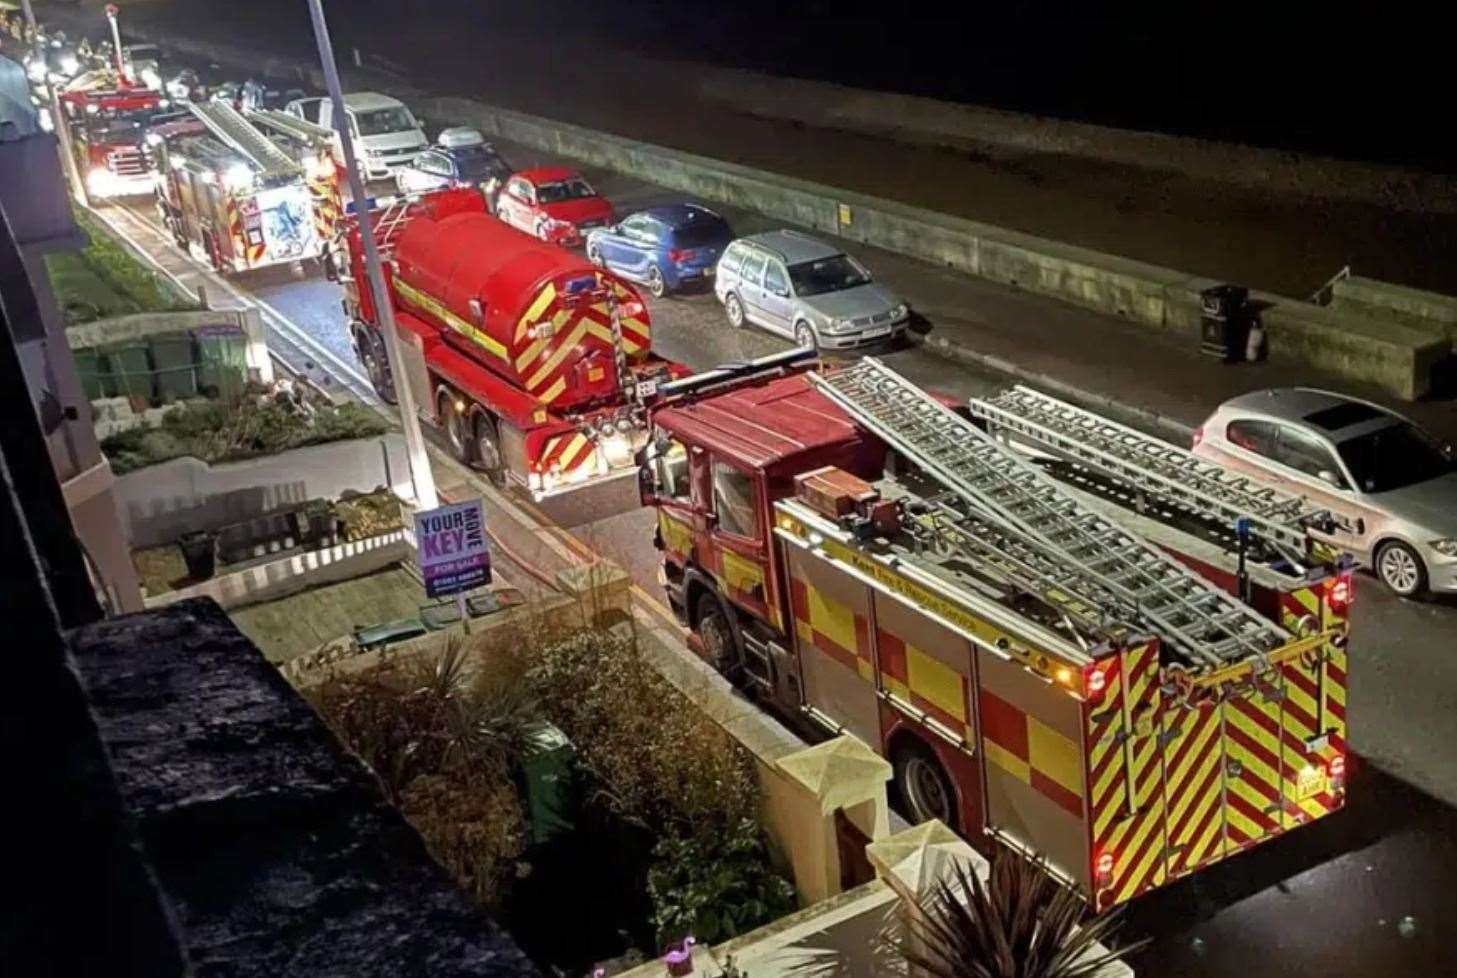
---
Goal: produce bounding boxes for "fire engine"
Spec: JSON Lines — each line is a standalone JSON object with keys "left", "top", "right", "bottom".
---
{"left": 245, "top": 107, "right": 347, "bottom": 247}
{"left": 57, "top": 75, "right": 165, "bottom": 198}
{"left": 338, "top": 188, "right": 686, "bottom": 497}
{"left": 638, "top": 352, "right": 1352, "bottom": 909}
{"left": 150, "top": 101, "right": 324, "bottom": 275}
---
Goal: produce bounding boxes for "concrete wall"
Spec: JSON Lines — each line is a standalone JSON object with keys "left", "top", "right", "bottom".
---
{"left": 146, "top": 529, "right": 410, "bottom": 612}
{"left": 114, "top": 433, "right": 412, "bottom": 547}
{"left": 428, "top": 95, "right": 1449, "bottom": 400}
{"left": 1332, "top": 275, "right": 1457, "bottom": 345}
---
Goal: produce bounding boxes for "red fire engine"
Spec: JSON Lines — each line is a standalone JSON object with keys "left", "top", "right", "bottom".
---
{"left": 338, "top": 188, "right": 686, "bottom": 497}
{"left": 638, "top": 352, "right": 1352, "bottom": 909}
{"left": 57, "top": 78, "right": 164, "bottom": 199}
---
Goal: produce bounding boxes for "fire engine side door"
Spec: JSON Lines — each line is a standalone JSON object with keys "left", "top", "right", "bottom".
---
{"left": 702, "top": 456, "right": 773, "bottom": 624}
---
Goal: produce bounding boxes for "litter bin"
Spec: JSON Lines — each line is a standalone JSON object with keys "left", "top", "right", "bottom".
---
{"left": 178, "top": 530, "right": 217, "bottom": 581}
{"left": 1200, "top": 284, "right": 1250, "bottom": 362}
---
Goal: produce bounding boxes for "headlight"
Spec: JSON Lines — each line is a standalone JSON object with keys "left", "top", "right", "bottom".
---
{"left": 827, "top": 317, "right": 856, "bottom": 334}
{"left": 889, "top": 302, "right": 909, "bottom": 321}
{"left": 60, "top": 55, "right": 80, "bottom": 76}
{"left": 1430, "top": 539, "right": 1457, "bottom": 557}
{"left": 27, "top": 61, "right": 46, "bottom": 82}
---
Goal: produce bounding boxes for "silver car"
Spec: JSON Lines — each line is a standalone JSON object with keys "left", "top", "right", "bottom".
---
{"left": 714, "top": 231, "right": 909, "bottom": 350}
{"left": 1192, "top": 388, "right": 1457, "bottom": 597}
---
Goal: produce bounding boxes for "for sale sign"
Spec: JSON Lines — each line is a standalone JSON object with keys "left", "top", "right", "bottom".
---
{"left": 415, "top": 499, "right": 491, "bottom": 599}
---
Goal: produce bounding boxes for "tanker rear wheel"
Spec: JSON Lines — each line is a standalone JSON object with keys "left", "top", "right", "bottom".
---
{"left": 440, "top": 389, "right": 471, "bottom": 463}
{"left": 472, "top": 411, "right": 506, "bottom": 488}
{"left": 359, "top": 330, "right": 397, "bottom": 405}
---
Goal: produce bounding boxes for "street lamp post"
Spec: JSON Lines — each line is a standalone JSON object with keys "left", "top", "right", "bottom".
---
{"left": 19, "top": 0, "right": 88, "bottom": 206}
{"left": 303, "top": 0, "right": 438, "bottom": 510}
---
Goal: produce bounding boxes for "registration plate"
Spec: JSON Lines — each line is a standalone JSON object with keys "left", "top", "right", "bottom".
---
{"left": 1296, "top": 764, "right": 1328, "bottom": 801}
{"left": 703, "top": 267, "right": 715, "bottom": 277}
{"left": 863, "top": 326, "right": 891, "bottom": 340}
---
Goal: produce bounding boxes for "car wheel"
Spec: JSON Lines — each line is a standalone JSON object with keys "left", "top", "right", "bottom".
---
{"left": 794, "top": 321, "right": 818, "bottom": 350}
{"left": 439, "top": 389, "right": 471, "bottom": 463}
{"left": 724, "top": 291, "right": 746, "bottom": 328}
{"left": 892, "top": 739, "right": 958, "bottom": 832}
{"left": 587, "top": 242, "right": 604, "bottom": 266}
{"left": 472, "top": 411, "right": 506, "bottom": 487}
{"left": 696, "top": 590, "right": 741, "bottom": 676}
{"left": 646, "top": 265, "right": 667, "bottom": 298}
{"left": 1376, "top": 540, "right": 1427, "bottom": 597}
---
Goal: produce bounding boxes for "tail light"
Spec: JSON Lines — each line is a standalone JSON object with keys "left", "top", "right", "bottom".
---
{"left": 1094, "top": 851, "right": 1114, "bottom": 887}
{"left": 1083, "top": 662, "right": 1108, "bottom": 701}
{"left": 1326, "top": 572, "right": 1353, "bottom": 615}
{"left": 1328, "top": 753, "right": 1347, "bottom": 791}
{"left": 1191, "top": 425, "right": 1205, "bottom": 448}
{"left": 667, "top": 248, "right": 691, "bottom": 263}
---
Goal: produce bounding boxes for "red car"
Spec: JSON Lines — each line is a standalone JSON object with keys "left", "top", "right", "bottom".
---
{"left": 494, "top": 166, "right": 613, "bottom": 248}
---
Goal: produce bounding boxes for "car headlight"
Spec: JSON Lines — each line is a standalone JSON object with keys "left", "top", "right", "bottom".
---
{"left": 827, "top": 317, "right": 856, "bottom": 334}
{"left": 60, "top": 55, "right": 79, "bottom": 76}
{"left": 890, "top": 302, "right": 909, "bottom": 321}
{"left": 1430, "top": 539, "right": 1457, "bottom": 557}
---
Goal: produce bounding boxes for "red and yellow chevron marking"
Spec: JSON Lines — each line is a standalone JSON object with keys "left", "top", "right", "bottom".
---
{"left": 720, "top": 547, "right": 768, "bottom": 617}
{"left": 877, "top": 628, "right": 974, "bottom": 742}
{"left": 979, "top": 688, "right": 1084, "bottom": 818}
{"left": 538, "top": 430, "right": 595, "bottom": 476}
{"left": 1161, "top": 700, "right": 1226, "bottom": 878}
{"left": 788, "top": 573, "right": 872, "bottom": 683}
{"left": 607, "top": 278, "right": 651, "bottom": 356}
{"left": 1087, "top": 641, "right": 1167, "bottom": 910}
{"left": 1222, "top": 683, "right": 1285, "bottom": 848}
{"left": 225, "top": 197, "right": 244, "bottom": 266}
{"left": 521, "top": 304, "right": 617, "bottom": 405}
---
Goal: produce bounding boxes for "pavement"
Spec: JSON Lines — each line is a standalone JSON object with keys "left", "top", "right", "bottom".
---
{"left": 20, "top": 19, "right": 1457, "bottom": 978}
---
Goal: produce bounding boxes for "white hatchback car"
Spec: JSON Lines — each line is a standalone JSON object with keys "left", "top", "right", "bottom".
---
{"left": 1192, "top": 388, "right": 1457, "bottom": 597}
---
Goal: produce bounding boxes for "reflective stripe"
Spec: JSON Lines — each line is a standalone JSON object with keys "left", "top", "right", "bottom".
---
{"left": 394, "top": 278, "right": 508, "bottom": 361}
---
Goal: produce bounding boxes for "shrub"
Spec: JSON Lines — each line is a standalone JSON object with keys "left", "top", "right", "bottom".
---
{"left": 647, "top": 817, "right": 797, "bottom": 947}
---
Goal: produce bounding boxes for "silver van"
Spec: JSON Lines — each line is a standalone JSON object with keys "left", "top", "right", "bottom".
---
{"left": 714, "top": 231, "right": 908, "bottom": 350}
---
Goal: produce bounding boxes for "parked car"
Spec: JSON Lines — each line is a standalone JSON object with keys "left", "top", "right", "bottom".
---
{"left": 285, "top": 92, "right": 426, "bottom": 179}
{"left": 584, "top": 204, "right": 733, "bottom": 297}
{"left": 714, "top": 231, "right": 909, "bottom": 350}
{"left": 494, "top": 166, "right": 612, "bottom": 248}
{"left": 1192, "top": 388, "right": 1457, "bottom": 597}
{"left": 394, "top": 127, "right": 512, "bottom": 208}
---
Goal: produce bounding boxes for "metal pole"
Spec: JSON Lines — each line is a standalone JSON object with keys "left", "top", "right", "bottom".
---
{"left": 103, "top": 3, "right": 125, "bottom": 80}
{"left": 19, "top": 0, "right": 89, "bottom": 206}
{"left": 303, "top": 0, "right": 437, "bottom": 510}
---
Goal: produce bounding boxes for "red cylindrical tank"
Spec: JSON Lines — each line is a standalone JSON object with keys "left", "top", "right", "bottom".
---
{"left": 390, "top": 190, "right": 651, "bottom": 412}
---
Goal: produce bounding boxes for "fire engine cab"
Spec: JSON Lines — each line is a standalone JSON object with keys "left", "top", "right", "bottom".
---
{"left": 638, "top": 352, "right": 1352, "bottom": 909}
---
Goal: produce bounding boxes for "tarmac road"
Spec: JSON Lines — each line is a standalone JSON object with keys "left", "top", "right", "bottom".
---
{"left": 87, "top": 87, "right": 1457, "bottom": 978}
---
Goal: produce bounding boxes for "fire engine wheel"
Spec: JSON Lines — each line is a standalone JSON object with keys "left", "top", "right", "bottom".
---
{"left": 696, "top": 591, "right": 742, "bottom": 676}
{"left": 1376, "top": 540, "right": 1427, "bottom": 598}
{"left": 440, "top": 390, "right": 471, "bottom": 463}
{"left": 892, "top": 740, "right": 958, "bottom": 832}
{"left": 360, "top": 337, "right": 397, "bottom": 405}
{"left": 472, "top": 412, "right": 506, "bottom": 488}
{"left": 724, "top": 292, "right": 746, "bottom": 329}
{"left": 646, "top": 266, "right": 667, "bottom": 298}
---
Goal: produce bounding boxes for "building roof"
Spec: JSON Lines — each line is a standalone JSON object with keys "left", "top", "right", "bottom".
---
{"left": 654, "top": 370, "right": 866, "bottom": 470}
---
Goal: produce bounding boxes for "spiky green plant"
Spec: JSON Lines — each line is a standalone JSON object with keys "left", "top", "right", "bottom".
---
{"left": 886, "top": 847, "right": 1145, "bottom": 978}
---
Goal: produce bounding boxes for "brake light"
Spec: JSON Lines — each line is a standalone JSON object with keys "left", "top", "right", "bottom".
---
{"left": 1083, "top": 663, "right": 1108, "bottom": 700}
{"left": 1094, "top": 851, "right": 1114, "bottom": 886}
{"left": 1328, "top": 753, "right": 1347, "bottom": 789}
{"left": 1327, "top": 573, "right": 1353, "bottom": 614}
{"left": 667, "top": 248, "right": 691, "bottom": 263}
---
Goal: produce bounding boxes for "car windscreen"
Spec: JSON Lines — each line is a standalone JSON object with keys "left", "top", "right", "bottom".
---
{"left": 671, "top": 218, "right": 732, "bottom": 248}
{"left": 354, "top": 106, "right": 416, "bottom": 136}
{"left": 1337, "top": 422, "right": 1454, "bottom": 493}
{"left": 788, "top": 254, "right": 870, "bottom": 296}
{"left": 536, "top": 178, "right": 595, "bottom": 203}
{"left": 453, "top": 147, "right": 509, "bottom": 180}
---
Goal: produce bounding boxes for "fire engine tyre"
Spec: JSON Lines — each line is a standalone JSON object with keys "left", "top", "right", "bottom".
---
{"left": 440, "top": 390, "right": 471, "bottom": 463}
{"left": 724, "top": 292, "right": 746, "bottom": 329}
{"left": 695, "top": 590, "right": 742, "bottom": 677}
{"left": 472, "top": 411, "right": 506, "bottom": 488}
{"left": 1376, "top": 540, "right": 1427, "bottom": 598}
{"left": 646, "top": 266, "right": 666, "bottom": 298}
{"left": 359, "top": 337, "right": 397, "bottom": 405}
{"left": 892, "top": 739, "right": 959, "bottom": 833}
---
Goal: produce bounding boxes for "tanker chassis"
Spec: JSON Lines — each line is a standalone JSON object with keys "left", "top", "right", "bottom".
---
{"left": 340, "top": 189, "right": 685, "bottom": 498}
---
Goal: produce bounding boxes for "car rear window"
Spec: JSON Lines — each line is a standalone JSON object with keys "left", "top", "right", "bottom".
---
{"left": 1304, "top": 401, "right": 1386, "bottom": 431}
{"left": 671, "top": 217, "right": 732, "bottom": 249}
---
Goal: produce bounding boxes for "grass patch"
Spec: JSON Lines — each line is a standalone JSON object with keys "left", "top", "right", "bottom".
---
{"left": 131, "top": 543, "right": 190, "bottom": 597}
{"left": 101, "top": 391, "right": 392, "bottom": 474}
{"left": 45, "top": 209, "right": 200, "bottom": 325}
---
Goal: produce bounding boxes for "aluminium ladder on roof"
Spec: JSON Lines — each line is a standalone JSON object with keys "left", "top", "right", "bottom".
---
{"left": 967, "top": 385, "right": 1333, "bottom": 563}
{"left": 246, "top": 107, "right": 336, "bottom": 149}
{"left": 811, "top": 359, "right": 1290, "bottom": 668}
{"left": 189, "top": 100, "right": 300, "bottom": 182}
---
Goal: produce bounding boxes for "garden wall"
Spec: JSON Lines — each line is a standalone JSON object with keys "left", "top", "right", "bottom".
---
{"left": 115, "top": 434, "right": 412, "bottom": 547}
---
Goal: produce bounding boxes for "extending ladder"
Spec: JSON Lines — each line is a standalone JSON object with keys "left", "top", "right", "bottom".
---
{"left": 968, "top": 385, "right": 1333, "bottom": 564}
{"left": 246, "top": 107, "right": 335, "bottom": 152}
{"left": 811, "top": 359, "right": 1290, "bottom": 668}
{"left": 190, "top": 101, "right": 300, "bottom": 182}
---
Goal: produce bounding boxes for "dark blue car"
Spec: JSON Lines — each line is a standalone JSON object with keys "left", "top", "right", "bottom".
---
{"left": 585, "top": 204, "right": 733, "bottom": 297}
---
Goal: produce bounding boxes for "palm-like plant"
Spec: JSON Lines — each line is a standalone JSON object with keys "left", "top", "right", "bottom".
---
{"left": 887, "top": 847, "right": 1146, "bottom": 978}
